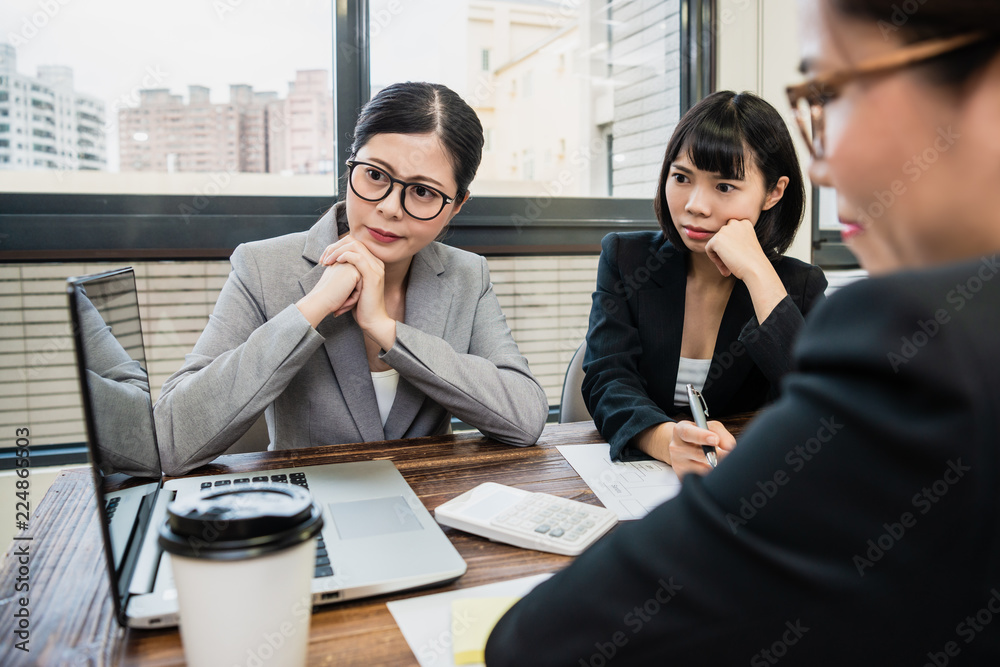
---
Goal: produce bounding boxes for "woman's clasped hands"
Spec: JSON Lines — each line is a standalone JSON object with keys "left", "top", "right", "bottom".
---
{"left": 312, "top": 235, "right": 397, "bottom": 350}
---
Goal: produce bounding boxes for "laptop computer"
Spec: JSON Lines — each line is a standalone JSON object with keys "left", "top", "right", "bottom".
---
{"left": 67, "top": 267, "right": 466, "bottom": 628}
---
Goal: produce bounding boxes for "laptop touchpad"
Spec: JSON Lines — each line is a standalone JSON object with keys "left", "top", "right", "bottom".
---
{"left": 328, "top": 496, "right": 424, "bottom": 540}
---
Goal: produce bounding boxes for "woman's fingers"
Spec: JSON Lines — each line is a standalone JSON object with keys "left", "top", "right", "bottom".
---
{"left": 322, "top": 235, "right": 387, "bottom": 272}
{"left": 320, "top": 236, "right": 356, "bottom": 265}
{"left": 667, "top": 438, "right": 714, "bottom": 479}
{"left": 671, "top": 420, "right": 729, "bottom": 476}
{"left": 333, "top": 286, "right": 361, "bottom": 316}
{"left": 706, "top": 420, "right": 737, "bottom": 451}
{"left": 674, "top": 420, "right": 720, "bottom": 447}
{"left": 335, "top": 250, "right": 379, "bottom": 280}
{"left": 703, "top": 240, "right": 733, "bottom": 277}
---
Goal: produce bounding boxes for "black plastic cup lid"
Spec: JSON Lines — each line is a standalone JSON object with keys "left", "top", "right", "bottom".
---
{"left": 158, "top": 483, "right": 323, "bottom": 561}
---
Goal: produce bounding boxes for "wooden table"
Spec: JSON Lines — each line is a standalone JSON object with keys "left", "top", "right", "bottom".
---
{"left": 0, "top": 418, "right": 752, "bottom": 666}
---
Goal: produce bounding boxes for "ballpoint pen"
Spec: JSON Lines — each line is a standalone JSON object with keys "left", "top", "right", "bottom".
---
{"left": 686, "top": 383, "right": 717, "bottom": 468}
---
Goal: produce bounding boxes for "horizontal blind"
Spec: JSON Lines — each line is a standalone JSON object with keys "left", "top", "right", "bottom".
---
{"left": 1, "top": 256, "right": 598, "bottom": 447}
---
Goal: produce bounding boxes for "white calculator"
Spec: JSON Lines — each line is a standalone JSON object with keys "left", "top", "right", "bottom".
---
{"left": 434, "top": 482, "right": 618, "bottom": 556}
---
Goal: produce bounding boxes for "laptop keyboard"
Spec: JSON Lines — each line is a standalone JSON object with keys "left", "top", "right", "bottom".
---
{"left": 198, "top": 472, "right": 332, "bottom": 579}
{"left": 105, "top": 495, "right": 121, "bottom": 523}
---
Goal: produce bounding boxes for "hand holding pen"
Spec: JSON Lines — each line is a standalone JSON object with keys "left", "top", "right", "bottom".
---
{"left": 661, "top": 384, "right": 736, "bottom": 477}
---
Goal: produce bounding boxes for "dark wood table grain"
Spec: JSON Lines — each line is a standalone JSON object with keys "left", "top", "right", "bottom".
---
{"left": 0, "top": 417, "right": 753, "bottom": 666}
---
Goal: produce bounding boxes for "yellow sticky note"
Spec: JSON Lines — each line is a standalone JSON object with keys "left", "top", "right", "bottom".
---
{"left": 451, "top": 596, "right": 520, "bottom": 666}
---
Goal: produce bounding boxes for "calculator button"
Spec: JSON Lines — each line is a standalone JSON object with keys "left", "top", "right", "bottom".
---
{"left": 565, "top": 533, "right": 580, "bottom": 541}
{"left": 549, "top": 528, "right": 565, "bottom": 538}
{"left": 573, "top": 525, "right": 587, "bottom": 533}
{"left": 200, "top": 482, "right": 212, "bottom": 490}
{"left": 534, "top": 524, "right": 551, "bottom": 534}
{"left": 540, "top": 510, "right": 553, "bottom": 517}
{"left": 214, "top": 480, "right": 231, "bottom": 486}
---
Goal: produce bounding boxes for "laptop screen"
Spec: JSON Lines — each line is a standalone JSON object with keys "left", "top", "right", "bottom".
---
{"left": 67, "top": 267, "right": 162, "bottom": 623}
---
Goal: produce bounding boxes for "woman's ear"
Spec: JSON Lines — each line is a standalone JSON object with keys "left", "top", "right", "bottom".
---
{"left": 762, "top": 176, "right": 790, "bottom": 211}
{"left": 450, "top": 191, "right": 472, "bottom": 218}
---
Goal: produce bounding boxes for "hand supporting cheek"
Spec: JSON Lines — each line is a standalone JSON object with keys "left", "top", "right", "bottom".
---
{"left": 703, "top": 218, "right": 770, "bottom": 280}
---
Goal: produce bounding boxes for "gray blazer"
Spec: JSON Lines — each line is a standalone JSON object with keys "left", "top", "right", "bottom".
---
{"left": 154, "top": 205, "right": 548, "bottom": 475}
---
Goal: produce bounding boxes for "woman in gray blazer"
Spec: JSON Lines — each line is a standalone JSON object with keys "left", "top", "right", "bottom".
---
{"left": 154, "top": 82, "right": 548, "bottom": 475}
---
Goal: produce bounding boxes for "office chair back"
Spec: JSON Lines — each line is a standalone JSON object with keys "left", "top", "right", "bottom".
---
{"left": 559, "top": 341, "right": 592, "bottom": 423}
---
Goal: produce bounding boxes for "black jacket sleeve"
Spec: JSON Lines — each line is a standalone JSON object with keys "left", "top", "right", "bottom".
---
{"left": 739, "top": 264, "right": 828, "bottom": 388}
{"left": 486, "top": 263, "right": 1000, "bottom": 666}
{"left": 581, "top": 234, "right": 673, "bottom": 459}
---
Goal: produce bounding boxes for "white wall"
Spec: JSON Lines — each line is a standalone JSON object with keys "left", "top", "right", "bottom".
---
{"left": 716, "top": 0, "right": 813, "bottom": 263}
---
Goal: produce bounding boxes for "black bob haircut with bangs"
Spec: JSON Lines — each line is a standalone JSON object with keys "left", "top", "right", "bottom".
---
{"left": 654, "top": 90, "right": 806, "bottom": 259}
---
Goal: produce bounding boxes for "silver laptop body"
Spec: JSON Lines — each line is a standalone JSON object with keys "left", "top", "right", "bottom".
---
{"left": 67, "top": 268, "right": 466, "bottom": 628}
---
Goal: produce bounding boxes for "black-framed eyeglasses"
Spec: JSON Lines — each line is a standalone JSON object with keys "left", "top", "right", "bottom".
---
{"left": 346, "top": 160, "right": 457, "bottom": 221}
{"left": 786, "top": 32, "right": 986, "bottom": 159}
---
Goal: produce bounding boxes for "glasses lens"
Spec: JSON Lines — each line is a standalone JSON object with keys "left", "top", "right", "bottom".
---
{"left": 403, "top": 184, "right": 445, "bottom": 220}
{"left": 351, "top": 164, "right": 391, "bottom": 201}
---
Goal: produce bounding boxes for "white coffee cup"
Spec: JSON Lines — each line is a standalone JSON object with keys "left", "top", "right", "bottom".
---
{"left": 159, "top": 483, "right": 323, "bottom": 667}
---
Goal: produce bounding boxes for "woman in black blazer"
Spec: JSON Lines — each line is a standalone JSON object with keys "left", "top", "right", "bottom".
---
{"left": 487, "top": 1, "right": 1000, "bottom": 664}
{"left": 583, "top": 91, "right": 827, "bottom": 476}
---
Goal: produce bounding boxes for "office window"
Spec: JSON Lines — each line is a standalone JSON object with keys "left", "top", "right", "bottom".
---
{"left": 0, "top": 0, "right": 335, "bottom": 196}
{"left": 368, "top": 0, "right": 684, "bottom": 197}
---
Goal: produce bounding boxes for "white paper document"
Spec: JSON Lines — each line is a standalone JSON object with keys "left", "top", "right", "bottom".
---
{"left": 557, "top": 443, "right": 682, "bottom": 520}
{"left": 386, "top": 573, "right": 553, "bottom": 667}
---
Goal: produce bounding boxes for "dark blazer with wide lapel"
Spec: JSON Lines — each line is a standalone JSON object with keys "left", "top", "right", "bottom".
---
{"left": 487, "top": 256, "right": 1000, "bottom": 666}
{"left": 582, "top": 231, "right": 827, "bottom": 459}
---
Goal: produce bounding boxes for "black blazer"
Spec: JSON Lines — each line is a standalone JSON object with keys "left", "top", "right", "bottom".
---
{"left": 486, "top": 257, "right": 1000, "bottom": 665}
{"left": 582, "top": 231, "right": 827, "bottom": 458}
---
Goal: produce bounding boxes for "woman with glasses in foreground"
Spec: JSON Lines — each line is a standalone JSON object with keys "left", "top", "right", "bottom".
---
{"left": 486, "top": 1, "right": 1000, "bottom": 664}
{"left": 155, "top": 82, "right": 548, "bottom": 475}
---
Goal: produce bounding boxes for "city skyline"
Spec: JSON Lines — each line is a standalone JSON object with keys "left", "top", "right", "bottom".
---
{"left": 1, "top": 0, "right": 333, "bottom": 171}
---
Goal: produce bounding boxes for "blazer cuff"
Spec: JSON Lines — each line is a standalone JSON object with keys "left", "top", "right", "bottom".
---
{"left": 737, "top": 295, "right": 804, "bottom": 383}
{"left": 609, "top": 411, "right": 674, "bottom": 461}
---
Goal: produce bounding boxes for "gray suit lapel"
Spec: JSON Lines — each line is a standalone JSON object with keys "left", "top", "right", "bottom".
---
{"left": 383, "top": 245, "right": 453, "bottom": 440}
{"left": 297, "top": 207, "right": 384, "bottom": 443}
{"left": 316, "top": 313, "right": 385, "bottom": 442}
